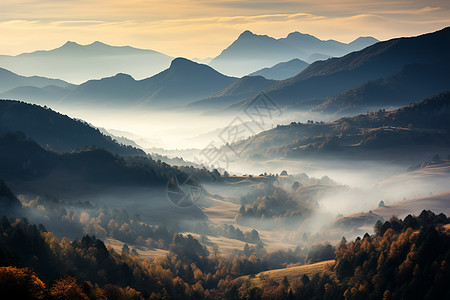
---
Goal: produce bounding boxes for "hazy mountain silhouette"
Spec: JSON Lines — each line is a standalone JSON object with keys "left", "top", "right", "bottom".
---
{"left": 0, "top": 41, "right": 173, "bottom": 84}
{"left": 187, "top": 75, "right": 276, "bottom": 109}
{"left": 312, "top": 59, "right": 450, "bottom": 115}
{"left": 279, "top": 32, "right": 378, "bottom": 59}
{"left": 0, "top": 100, "right": 144, "bottom": 156}
{"left": 229, "top": 92, "right": 450, "bottom": 160}
{"left": 0, "top": 85, "right": 72, "bottom": 105}
{"left": 60, "top": 58, "right": 237, "bottom": 107}
{"left": 62, "top": 73, "right": 142, "bottom": 105}
{"left": 260, "top": 26, "right": 450, "bottom": 109}
{"left": 209, "top": 30, "right": 378, "bottom": 76}
{"left": 0, "top": 67, "right": 71, "bottom": 93}
{"left": 249, "top": 59, "right": 309, "bottom": 80}
{"left": 137, "top": 58, "right": 237, "bottom": 106}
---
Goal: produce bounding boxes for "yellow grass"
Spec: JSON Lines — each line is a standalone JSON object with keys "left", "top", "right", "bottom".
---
{"left": 239, "top": 260, "right": 335, "bottom": 287}
{"left": 105, "top": 237, "right": 168, "bottom": 259}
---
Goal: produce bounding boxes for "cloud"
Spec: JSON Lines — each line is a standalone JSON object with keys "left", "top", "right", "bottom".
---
{"left": 0, "top": 0, "right": 449, "bottom": 57}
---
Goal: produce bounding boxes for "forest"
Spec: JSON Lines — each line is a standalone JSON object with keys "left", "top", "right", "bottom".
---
{"left": 1, "top": 178, "right": 449, "bottom": 300}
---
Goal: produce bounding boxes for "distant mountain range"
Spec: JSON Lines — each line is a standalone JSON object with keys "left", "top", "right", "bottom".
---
{"left": 0, "top": 41, "right": 173, "bottom": 84}
{"left": 227, "top": 92, "right": 450, "bottom": 160}
{"left": 0, "top": 100, "right": 144, "bottom": 156}
{"left": 0, "top": 30, "right": 375, "bottom": 85}
{"left": 0, "top": 58, "right": 237, "bottom": 108}
{"left": 61, "top": 57, "right": 237, "bottom": 107}
{"left": 249, "top": 59, "right": 309, "bottom": 80}
{"left": 0, "top": 27, "right": 448, "bottom": 115}
{"left": 209, "top": 30, "right": 378, "bottom": 77}
{"left": 0, "top": 67, "right": 72, "bottom": 93}
{"left": 239, "top": 26, "right": 450, "bottom": 113}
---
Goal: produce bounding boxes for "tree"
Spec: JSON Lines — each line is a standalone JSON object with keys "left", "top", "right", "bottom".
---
{"left": 212, "top": 169, "right": 221, "bottom": 179}
{"left": 292, "top": 181, "right": 301, "bottom": 191}
{"left": 212, "top": 245, "right": 221, "bottom": 258}
{"left": 122, "top": 243, "right": 130, "bottom": 255}
{"left": 0, "top": 266, "right": 46, "bottom": 300}
{"left": 280, "top": 170, "right": 288, "bottom": 176}
{"left": 50, "top": 276, "right": 88, "bottom": 300}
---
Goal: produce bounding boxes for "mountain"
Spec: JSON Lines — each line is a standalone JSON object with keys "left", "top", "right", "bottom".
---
{"left": 0, "top": 99, "right": 144, "bottom": 156}
{"left": 0, "top": 179, "right": 21, "bottom": 215}
{"left": 59, "top": 58, "right": 237, "bottom": 107}
{"left": 279, "top": 32, "right": 377, "bottom": 59}
{"left": 249, "top": 59, "right": 309, "bottom": 80}
{"left": 0, "top": 131, "right": 166, "bottom": 197}
{"left": 187, "top": 75, "right": 276, "bottom": 109}
{"left": 0, "top": 85, "right": 72, "bottom": 105}
{"left": 0, "top": 41, "right": 173, "bottom": 84}
{"left": 0, "top": 67, "right": 71, "bottom": 93}
{"left": 137, "top": 58, "right": 237, "bottom": 106}
{"left": 260, "top": 26, "right": 450, "bottom": 109}
{"left": 227, "top": 92, "right": 450, "bottom": 160}
{"left": 312, "top": 59, "right": 450, "bottom": 115}
{"left": 209, "top": 30, "right": 378, "bottom": 77}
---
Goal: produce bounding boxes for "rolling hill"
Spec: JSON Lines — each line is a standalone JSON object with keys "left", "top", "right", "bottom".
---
{"left": 227, "top": 92, "right": 450, "bottom": 160}
{"left": 0, "top": 67, "right": 71, "bottom": 93}
{"left": 0, "top": 41, "right": 173, "bottom": 84}
{"left": 0, "top": 99, "right": 144, "bottom": 156}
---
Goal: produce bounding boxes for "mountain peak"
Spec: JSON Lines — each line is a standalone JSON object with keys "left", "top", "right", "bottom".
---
{"left": 62, "top": 41, "right": 81, "bottom": 48}
{"left": 350, "top": 36, "right": 379, "bottom": 44}
{"left": 89, "top": 41, "right": 109, "bottom": 47}
{"left": 169, "top": 57, "right": 199, "bottom": 68}
{"left": 239, "top": 30, "right": 255, "bottom": 38}
{"left": 286, "top": 31, "right": 319, "bottom": 41}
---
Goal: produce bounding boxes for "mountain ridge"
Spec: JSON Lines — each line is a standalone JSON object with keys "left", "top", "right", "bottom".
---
{"left": 209, "top": 30, "right": 378, "bottom": 76}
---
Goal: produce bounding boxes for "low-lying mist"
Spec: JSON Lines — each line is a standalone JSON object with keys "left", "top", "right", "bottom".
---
{"left": 17, "top": 102, "right": 450, "bottom": 253}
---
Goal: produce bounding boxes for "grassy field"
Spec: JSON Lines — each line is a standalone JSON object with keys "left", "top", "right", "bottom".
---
{"left": 105, "top": 237, "right": 168, "bottom": 259}
{"left": 238, "top": 260, "right": 335, "bottom": 287}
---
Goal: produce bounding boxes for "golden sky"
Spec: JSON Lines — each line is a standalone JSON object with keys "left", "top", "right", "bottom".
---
{"left": 1, "top": 0, "right": 449, "bottom": 58}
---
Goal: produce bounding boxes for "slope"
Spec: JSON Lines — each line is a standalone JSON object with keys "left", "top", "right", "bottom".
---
{"left": 263, "top": 26, "right": 450, "bottom": 108}
{"left": 0, "top": 99, "right": 144, "bottom": 156}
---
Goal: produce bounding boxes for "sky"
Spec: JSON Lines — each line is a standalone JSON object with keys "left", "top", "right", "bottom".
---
{"left": 1, "top": 0, "right": 449, "bottom": 58}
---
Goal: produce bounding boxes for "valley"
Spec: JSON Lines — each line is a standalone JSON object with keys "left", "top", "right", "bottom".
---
{"left": 0, "top": 20, "right": 449, "bottom": 299}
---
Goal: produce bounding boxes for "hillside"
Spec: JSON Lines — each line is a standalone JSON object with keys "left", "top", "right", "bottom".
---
{"left": 228, "top": 92, "right": 450, "bottom": 160}
{"left": 187, "top": 75, "right": 276, "bottom": 109}
{"left": 137, "top": 58, "right": 237, "bottom": 106}
{"left": 249, "top": 59, "right": 309, "bottom": 80}
{"left": 262, "top": 26, "right": 450, "bottom": 108}
{"left": 0, "top": 41, "right": 173, "bottom": 84}
{"left": 312, "top": 59, "right": 450, "bottom": 115}
{"left": 238, "top": 260, "right": 334, "bottom": 288}
{"left": 0, "top": 100, "right": 144, "bottom": 156}
{"left": 0, "top": 67, "right": 71, "bottom": 93}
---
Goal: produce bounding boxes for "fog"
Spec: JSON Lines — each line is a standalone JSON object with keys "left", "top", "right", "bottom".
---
{"left": 51, "top": 104, "right": 335, "bottom": 150}
{"left": 16, "top": 102, "right": 450, "bottom": 254}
